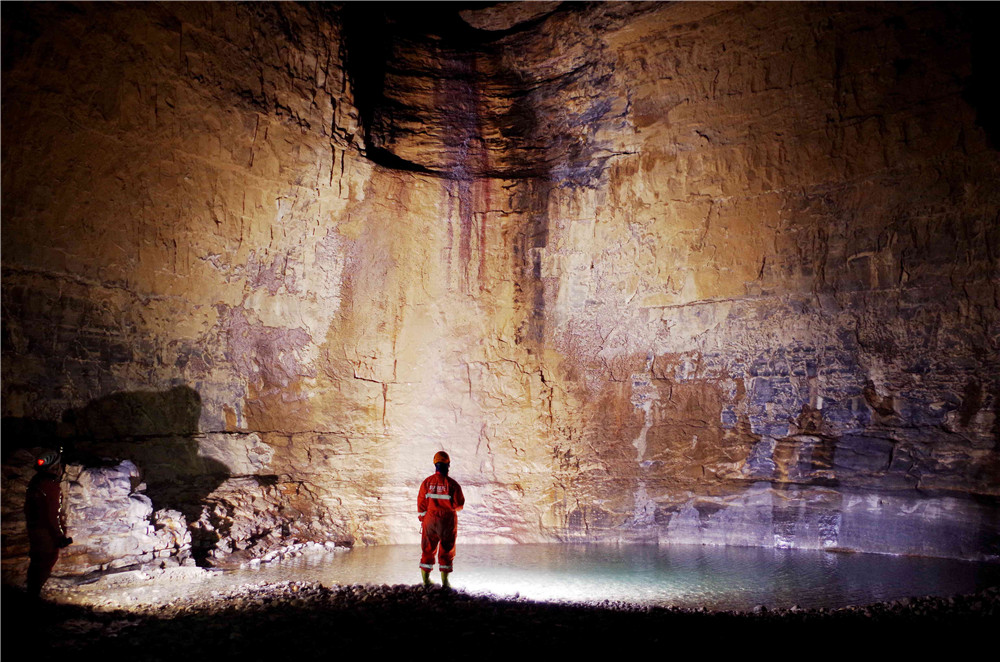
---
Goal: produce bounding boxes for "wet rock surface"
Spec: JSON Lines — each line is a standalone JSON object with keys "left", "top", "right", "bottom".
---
{"left": 7, "top": 579, "right": 997, "bottom": 658}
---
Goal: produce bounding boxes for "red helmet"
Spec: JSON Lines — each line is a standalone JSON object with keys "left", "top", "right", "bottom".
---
{"left": 433, "top": 451, "right": 450, "bottom": 464}
{"left": 35, "top": 450, "right": 61, "bottom": 469}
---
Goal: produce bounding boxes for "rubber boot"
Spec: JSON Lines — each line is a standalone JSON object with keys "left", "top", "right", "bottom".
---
{"left": 441, "top": 571, "right": 451, "bottom": 590}
{"left": 421, "top": 569, "right": 433, "bottom": 587}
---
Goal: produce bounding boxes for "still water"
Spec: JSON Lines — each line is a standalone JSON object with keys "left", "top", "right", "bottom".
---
{"left": 230, "top": 543, "right": 1000, "bottom": 611}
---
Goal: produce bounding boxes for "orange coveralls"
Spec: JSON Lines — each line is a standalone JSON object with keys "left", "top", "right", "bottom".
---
{"left": 417, "top": 471, "right": 465, "bottom": 573}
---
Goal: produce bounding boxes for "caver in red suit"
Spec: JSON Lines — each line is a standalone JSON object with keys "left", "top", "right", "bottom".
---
{"left": 25, "top": 450, "right": 72, "bottom": 598}
{"left": 417, "top": 451, "right": 464, "bottom": 588}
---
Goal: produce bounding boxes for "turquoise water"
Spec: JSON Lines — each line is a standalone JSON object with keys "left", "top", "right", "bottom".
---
{"left": 235, "top": 543, "right": 1000, "bottom": 610}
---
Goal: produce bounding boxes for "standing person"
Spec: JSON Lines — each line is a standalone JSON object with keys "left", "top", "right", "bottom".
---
{"left": 25, "top": 450, "right": 72, "bottom": 598}
{"left": 417, "top": 451, "right": 464, "bottom": 589}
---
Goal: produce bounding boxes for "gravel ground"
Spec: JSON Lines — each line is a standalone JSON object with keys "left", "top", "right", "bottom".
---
{"left": 5, "top": 572, "right": 997, "bottom": 659}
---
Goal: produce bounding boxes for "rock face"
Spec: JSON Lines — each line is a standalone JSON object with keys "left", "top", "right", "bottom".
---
{"left": 2, "top": 1, "right": 998, "bottom": 577}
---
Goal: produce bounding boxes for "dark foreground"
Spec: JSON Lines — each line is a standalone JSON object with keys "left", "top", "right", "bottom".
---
{"left": 5, "top": 582, "right": 998, "bottom": 658}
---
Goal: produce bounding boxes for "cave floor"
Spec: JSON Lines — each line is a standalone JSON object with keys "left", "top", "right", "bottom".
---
{"left": 3, "top": 565, "right": 996, "bottom": 659}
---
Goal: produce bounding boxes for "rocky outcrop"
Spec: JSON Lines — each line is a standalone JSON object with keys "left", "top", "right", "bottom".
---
{"left": 1, "top": 450, "right": 190, "bottom": 583}
{"left": 2, "top": 1, "right": 997, "bottom": 579}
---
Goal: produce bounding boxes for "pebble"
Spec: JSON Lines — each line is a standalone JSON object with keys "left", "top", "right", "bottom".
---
{"left": 10, "top": 577, "right": 998, "bottom": 656}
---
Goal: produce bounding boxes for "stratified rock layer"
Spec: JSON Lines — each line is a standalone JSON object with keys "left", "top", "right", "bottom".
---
{"left": 2, "top": 2, "right": 998, "bottom": 578}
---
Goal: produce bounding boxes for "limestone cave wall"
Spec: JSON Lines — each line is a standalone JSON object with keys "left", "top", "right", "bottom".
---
{"left": 3, "top": 2, "right": 998, "bottom": 579}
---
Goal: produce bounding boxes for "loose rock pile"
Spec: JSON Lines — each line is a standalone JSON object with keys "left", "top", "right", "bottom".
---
{"left": 188, "top": 477, "right": 341, "bottom": 566}
{"left": 62, "top": 461, "right": 192, "bottom": 573}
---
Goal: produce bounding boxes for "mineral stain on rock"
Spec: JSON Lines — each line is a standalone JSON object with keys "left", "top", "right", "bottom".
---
{"left": 3, "top": 1, "right": 1000, "bottom": 583}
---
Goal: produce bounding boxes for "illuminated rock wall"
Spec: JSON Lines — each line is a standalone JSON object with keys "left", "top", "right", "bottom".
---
{"left": 3, "top": 2, "right": 997, "bottom": 577}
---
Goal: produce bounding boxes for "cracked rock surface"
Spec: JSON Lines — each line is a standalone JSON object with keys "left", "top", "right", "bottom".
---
{"left": 2, "top": 1, "right": 998, "bottom": 580}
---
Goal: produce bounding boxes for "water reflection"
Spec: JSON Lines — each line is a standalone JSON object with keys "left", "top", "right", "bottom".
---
{"left": 233, "top": 543, "right": 1000, "bottom": 610}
